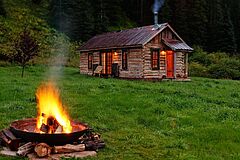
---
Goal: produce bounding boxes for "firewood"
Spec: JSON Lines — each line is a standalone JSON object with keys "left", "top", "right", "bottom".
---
{"left": 0, "top": 129, "right": 21, "bottom": 151}
{"left": 40, "top": 123, "right": 49, "bottom": 133}
{"left": 34, "top": 143, "right": 52, "bottom": 157}
{"left": 17, "top": 142, "right": 35, "bottom": 157}
{"left": 53, "top": 144, "right": 85, "bottom": 154}
{"left": 85, "top": 141, "right": 105, "bottom": 151}
{"left": 0, "top": 132, "right": 11, "bottom": 146}
{"left": 40, "top": 115, "right": 61, "bottom": 134}
{"left": 55, "top": 125, "right": 63, "bottom": 133}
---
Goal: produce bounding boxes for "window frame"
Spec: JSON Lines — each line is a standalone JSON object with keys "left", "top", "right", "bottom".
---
{"left": 88, "top": 53, "right": 93, "bottom": 69}
{"left": 122, "top": 49, "right": 128, "bottom": 70}
{"left": 151, "top": 49, "right": 160, "bottom": 70}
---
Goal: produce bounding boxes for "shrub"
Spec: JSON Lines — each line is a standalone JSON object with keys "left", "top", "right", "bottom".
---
{"left": 189, "top": 46, "right": 211, "bottom": 66}
{"left": 189, "top": 62, "right": 209, "bottom": 77}
{"left": 189, "top": 46, "right": 240, "bottom": 80}
{"left": 208, "top": 58, "right": 240, "bottom": 80}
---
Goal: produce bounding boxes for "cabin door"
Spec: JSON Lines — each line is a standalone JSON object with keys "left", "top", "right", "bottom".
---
{"left": 166, "top": 51, "right": 174, "bottom": 78}
{"left": 101, "top": 51, "right": 112, "bottom": 75}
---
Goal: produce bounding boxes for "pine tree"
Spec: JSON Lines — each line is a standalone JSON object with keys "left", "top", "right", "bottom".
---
{"left": 0, "top": 0, "right": 6, "bottom": 16}
{"left": 207, "top": 0, "right": 236, "bottom": 53}
{"left": 90, "top": 0, "right": 110, "bottom": 35}
{"left": 188, "top": 0, "right": 208, "bottom": 47}
{"left": 229, "top": 0, "right": 240, "bottom": 53}
{"left": 49, "top": 0, "right": 94, "bottom": 41}
{"left": 159, "top": 0, "right": 174, "bottom": 25}
{"left": 171, "top": 0, "right": 191, "bottom": 43}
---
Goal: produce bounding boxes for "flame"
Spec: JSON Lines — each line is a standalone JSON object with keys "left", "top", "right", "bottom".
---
{"left": 36, "top": 82, "right": 72, "bottom": 133}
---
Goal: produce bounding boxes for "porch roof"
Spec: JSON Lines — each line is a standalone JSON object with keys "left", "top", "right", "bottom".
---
{"left": 163, "top": 39, "right": 193, "bottom": 52}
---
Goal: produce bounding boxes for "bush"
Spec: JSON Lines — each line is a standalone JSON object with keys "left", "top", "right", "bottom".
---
{"left": 189, "top": 46, "right": 240, "bottom": 80}
{"left": 189, "top": 62, "right": 209, "bottom": 77}
{"left": 208, "top": 58, "right": 240, "bottom": 80}
{"left": 189, "top": 46, "right": 211, "bottom": 66}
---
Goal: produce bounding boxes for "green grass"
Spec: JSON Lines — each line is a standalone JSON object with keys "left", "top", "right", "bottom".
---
{"left": 0, "top": 65, "right": 240, "bottom": 159}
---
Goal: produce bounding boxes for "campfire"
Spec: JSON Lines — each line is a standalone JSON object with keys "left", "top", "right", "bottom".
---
{"left": 35, "top": 82, "right": 73, "bottom": 134}
{"left": 0, "top": 82, "right": 105, "bottom": 159}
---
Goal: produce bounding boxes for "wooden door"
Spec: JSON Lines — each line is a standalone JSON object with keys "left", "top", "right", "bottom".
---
{"left": 106, "top": 52, "right": 112, "bottom": 75}
{"left": 101, "top": 52, "right": 112, "bottom": 75}
{"left": 166, "top": 51, "right": 174, "bottom": 78}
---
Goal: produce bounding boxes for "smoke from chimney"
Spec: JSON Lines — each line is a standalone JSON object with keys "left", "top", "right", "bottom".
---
{"left": 152, "top": 0, "right": 165, "bottom": 13}
{"left": 152, "top": 0, "right": 165, "bottom": 25}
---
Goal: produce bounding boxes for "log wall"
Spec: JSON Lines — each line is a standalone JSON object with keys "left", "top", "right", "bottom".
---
{"left": 80, "top": 51, "right": 100, "bottom": 75}
{"left": 79, "top": 52, "right": 88, "bottom": 75}
{"left": 175, "top": 52, "right": 188, "bottom": 78}
{"left": 143, "top": 36, "right": 166, "bottom": 79}
{"left": 119, "top": 48, "right": 144, "bottom": 79}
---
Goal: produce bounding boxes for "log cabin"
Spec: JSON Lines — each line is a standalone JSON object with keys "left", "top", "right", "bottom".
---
{"left": 79, "top": 23, "right": 193, "bottom": 80}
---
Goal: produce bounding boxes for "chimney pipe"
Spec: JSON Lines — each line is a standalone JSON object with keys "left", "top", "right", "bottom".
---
{"left": 154, "top": 12, "right": 158, "bottom": 25}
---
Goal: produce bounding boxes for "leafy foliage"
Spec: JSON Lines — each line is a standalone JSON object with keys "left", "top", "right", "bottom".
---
{"left": 189, "top": 46, "right": 240, "bottom": 79}
{"left": 0, "top": 0, "right": 81, "bottom": 68}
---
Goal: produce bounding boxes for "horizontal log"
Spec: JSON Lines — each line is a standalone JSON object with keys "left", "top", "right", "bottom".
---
{"left": 17, "top": 142, "right": 35, "bottom": 157}
{"left": 34, "top": 143, "right": 52, "bottom": 158}
{"left": 0, "top": 129, "right": 21, "bottom": 151}
{"left": 53, "top": 144, "right": 85, "bottom": 154}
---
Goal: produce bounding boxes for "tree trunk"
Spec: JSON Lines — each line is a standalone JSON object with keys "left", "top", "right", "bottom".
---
{"left": 21, "top": 65, "right": 25, "bottom": 78}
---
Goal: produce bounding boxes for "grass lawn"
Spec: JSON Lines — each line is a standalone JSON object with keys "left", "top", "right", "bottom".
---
{"left": 0, "top": 65, "right": 240, "bottom": 160}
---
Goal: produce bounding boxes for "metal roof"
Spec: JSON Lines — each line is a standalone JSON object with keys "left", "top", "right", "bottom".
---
{"left": 163, "top": 39, "right": 193, "bottom": 52}
{"left": 79, "top": 23, "right": 193, "bottom": 52}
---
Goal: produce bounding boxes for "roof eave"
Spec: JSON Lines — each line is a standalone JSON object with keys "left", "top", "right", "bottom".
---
{"left": 79, "top": 44, "right": 144, "bottom": 52}
{"left": 174, "top": 49, "right": 194, "bottom": 52}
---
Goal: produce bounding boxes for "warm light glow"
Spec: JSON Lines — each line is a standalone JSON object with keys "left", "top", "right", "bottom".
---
{"left": 36, "top": 82, "right": 72, "bottom": 133}
{"left": 161, "top": 51, "right": 166, "bottom": 55}
{"left": 114, "top": 52, "right": 118, "bottom": 56}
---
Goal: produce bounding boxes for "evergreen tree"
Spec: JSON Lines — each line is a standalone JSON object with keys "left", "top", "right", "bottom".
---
{"left": 0, "top": 0, "right": 6, "bottom": 16}
{"left": 90, "top": 0, "right": 110, "bottom": 35}
{"left": 171, "top": 0, "right": 191, "bottom": 43}
{"left": 207, "top": 0, "right": 236, "bottom": 53}
{"left": 49, "top": 0, "right": 94, "bottom": 41}
{"left": 160, "top": 0, "right": 174, "bottom": 25}
{"left": 188, "top": 0, "right": 208, "bottom": 47}
{"left": 229, "top": 0, "right": 240, "bottom": 53}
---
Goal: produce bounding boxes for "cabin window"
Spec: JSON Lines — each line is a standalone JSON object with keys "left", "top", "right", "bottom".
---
{"left": 122, "top": 50, "right": 128, "bottom": 70}
{"left": 151, "top": 49, "right": 160, "bottom": 70}
{"left": 88, "top": 53, "right": 93, "bottom": 69}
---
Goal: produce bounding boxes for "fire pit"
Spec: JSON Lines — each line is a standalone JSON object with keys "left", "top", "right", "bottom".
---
{"left": 10, "top": 118, "right": 90, "bottom": 145}
{"left": 0, "top": 81, "right": 105, "bottom": 159}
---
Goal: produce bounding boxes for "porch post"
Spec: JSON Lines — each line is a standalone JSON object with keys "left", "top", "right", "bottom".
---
{"left": 185, "top": 53, "right": 189, "bottom": 77}
{"left": 174, "top": 52, "right": 177, "bottom": 78}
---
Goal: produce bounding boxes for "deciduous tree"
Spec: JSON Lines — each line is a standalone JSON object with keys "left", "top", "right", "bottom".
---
{"left": 13, "top": 28, "right": 39, "bottom": 77}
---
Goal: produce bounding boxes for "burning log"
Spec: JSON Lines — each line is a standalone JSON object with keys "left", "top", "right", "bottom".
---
{"left": 34, "top": 143, "right": 52, "bottom": 157}
{"left": 40, "top": 115, "right": 61, "bottom": 134}
{"left": 0, "top": 129, "right": 21, "bottom": 151}
{"left": 17, "top": 142, "right": 35, "bottom": 156}
{"left": 53, "top": 144, "right": 85, "bottom": 154}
